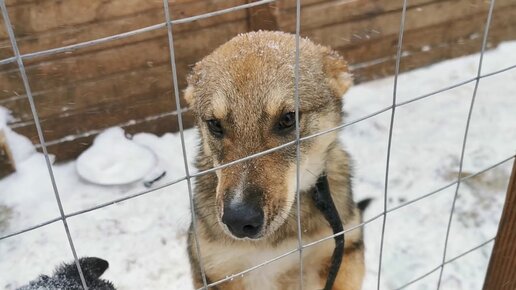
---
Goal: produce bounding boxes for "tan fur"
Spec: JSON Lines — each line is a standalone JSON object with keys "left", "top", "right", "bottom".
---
{"left": 318, "top": 245, "right": 365, "bottom": 290}
{"left": 185, "top": 31, "right": 363, "bottom": 290}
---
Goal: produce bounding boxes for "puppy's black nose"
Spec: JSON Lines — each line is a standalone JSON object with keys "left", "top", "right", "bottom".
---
{"left": 222, "top": 202, "right": 264, "bottom": 238}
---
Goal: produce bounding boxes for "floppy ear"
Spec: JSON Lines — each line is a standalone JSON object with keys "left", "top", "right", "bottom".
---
{"left": 322, "top": 48, "right": 353, "bottom": 99}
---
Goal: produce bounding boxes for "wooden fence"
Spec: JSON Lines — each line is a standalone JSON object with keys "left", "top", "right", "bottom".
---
{"left": 0, "top": 0, "right": 515, "bottom": 170}
{"left": 483, "top": 159, "right": 516, "bottom": 290}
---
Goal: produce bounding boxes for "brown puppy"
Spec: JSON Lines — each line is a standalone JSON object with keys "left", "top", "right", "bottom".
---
{"left": 185, "top": 31, "right": 364, "bottom": 290}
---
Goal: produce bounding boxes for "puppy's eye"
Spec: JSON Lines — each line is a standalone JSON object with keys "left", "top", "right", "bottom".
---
{"left": 206, "top": 119, "right": 224, "bottom": 138}
{"left": 276, "top": 112, "right": 297, "bottom": 133}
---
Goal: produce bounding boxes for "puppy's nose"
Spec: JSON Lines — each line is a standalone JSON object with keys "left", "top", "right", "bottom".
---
{"left": 222, "top": 202, "right": 264, "bottom": 238}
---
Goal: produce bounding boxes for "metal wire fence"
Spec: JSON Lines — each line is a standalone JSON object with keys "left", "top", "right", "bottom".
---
{"left": 0, "top": 0, "right": 514, "bottom": 289}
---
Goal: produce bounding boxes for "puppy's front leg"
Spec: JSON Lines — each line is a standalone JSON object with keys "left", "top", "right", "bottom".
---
{"left": 187, "top": 230, "right": 207, "bottom": 290}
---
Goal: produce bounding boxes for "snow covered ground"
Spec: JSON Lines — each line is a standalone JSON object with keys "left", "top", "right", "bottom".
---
{"left": 1, "top": 41, "right": 515, "bottom": 290}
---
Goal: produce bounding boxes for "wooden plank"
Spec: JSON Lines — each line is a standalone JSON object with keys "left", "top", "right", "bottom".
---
{"left": 0, "top": 20, "right": 248, "bottom": 122}
{"left": 13, "top": 88, "right": 180, "bottom": 144}
{"left": 1, "top": 0, "right": 230, "bottom": 37}
{"left": 348, "top": 27, "right": 513, "bottom": 84}
{"left": 0, "top": 130, "right": 15, "bottom": 178}
{"left": 0, "top": 61, "right": 23, "bottom": 102}
{"left": 4, "top": 61, "right": 187, "bottom": 125}
{"left": 4, "top": 0, "right": 200, "bottom": 8}
{"left": 247, "top": 0, "right": 278, "bottom": 31}
{"left": 0, "top": 0, "right": 164, "bottom": 38}
{"left": 302, "top": 0, "right": 512, "bottom": 51}
{"left": 346, "top": 3, "right": 516, "bottom": 83}
{"left": 2, "top": 0, "right": 508, "bottom": 110}
{"left": 0, "top": 15, "right": 12, "bottom": 58}
{"left": 0, "top": 9, "right": 163, "bottom": 60}
{"left": 3, "top": 0, "right": 510, "bottom": 108}
{"left": 275, "top": 0, "right": 326, "bottom": 10}
{"left": 0, "top": 0, "right": 247, "bottom": 55}
{"left": 349, "top": 37, "right": 482, "bottom": 83}
{"left": 25, "top": 110, "right": 196, "bottom": 162}
{"left": 275, "top": 0, "right": 444, "bottom": 32}
{"left": 483, "top": 159, "right": 516, "bottom": 290}
{"left": 0, "top": 19, "right": 248, "bottom": 104}
{"left": 4, "top": 0, "right": 36, "bottom": 7}
{"left": 342, "top": 2, "right": 516, "bottom": 66}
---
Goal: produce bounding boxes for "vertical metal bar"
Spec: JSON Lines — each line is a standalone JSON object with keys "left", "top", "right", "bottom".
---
{"left": 294, "top": 0, "right": 304, "bottom": 289}
{"left": 0, "top": 1, "right": 88, "bottom": 289}
{"left": 161, "top": 0, "right": 209, "bottom": 289}
{"left": 377, "top": 0, "right": 409, "bottom": 289}
{"left": 436, "top": 0, "right": 497, "bottom": 289}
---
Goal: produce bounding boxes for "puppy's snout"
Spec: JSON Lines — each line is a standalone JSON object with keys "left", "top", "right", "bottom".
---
{"left": 222, "top": 202, "right": 264, "bottom": 239}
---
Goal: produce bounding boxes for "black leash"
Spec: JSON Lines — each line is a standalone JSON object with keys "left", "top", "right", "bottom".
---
{"left": 311, "top": 175, "right": 344, "bottom": 290}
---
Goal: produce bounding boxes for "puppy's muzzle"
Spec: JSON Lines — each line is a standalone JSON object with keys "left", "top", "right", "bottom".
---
{"left": 222, "top": 202, "right": 264, "bottom": 239}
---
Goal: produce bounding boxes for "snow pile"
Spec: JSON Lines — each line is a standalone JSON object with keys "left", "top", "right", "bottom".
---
{"left": 76, "top": 127, "right": 157, "bottom": 185}
{"left": 1, "top": 42, "right": 515, "bottom": 290}
{"left": 0, "top": 107, "right": 36, "bottom": 165}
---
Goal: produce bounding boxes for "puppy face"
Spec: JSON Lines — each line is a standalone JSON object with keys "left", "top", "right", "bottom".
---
{"left": 186, "top": 32, "right": 352, "bottom": 240}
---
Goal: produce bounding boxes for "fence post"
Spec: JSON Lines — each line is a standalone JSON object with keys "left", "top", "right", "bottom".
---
{"left": 483, "top": 158, "right": 516, "bottom": 290}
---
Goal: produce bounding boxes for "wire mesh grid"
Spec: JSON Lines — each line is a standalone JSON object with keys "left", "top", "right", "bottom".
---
{"left": 0, "top": 0, "right": 514, "bottom": 289}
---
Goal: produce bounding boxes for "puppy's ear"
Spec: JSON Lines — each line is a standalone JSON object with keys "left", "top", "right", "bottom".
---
{"left": 183, "top": 85, "right": 195, "bottom": 106}
{"left": 184, "top": 72, "right": 199, "bottom": 106}
{"left": 53, "top": 257, "right": 109, "bottom": 280}
{"left": 322, "top": 48, "right": 353, "bottom": 99}
{"left": 78, "top": 257, "right": 109, "bottom": 279}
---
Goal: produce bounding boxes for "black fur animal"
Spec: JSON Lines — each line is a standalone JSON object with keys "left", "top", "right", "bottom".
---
{"left": 357, "top": 198, "right": 373, "bottom": 213}
{"left": 17, "top": 257, "right": 115, "bottom": 290}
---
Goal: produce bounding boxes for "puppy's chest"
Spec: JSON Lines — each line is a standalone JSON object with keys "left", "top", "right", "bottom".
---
{"left": 205, "top": 237, "right": 332, "bottom": 290}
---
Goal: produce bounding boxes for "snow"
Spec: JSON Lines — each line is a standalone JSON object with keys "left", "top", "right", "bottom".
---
{"left": 0, "top": 107, "right": 36, "bottom": 165}
{"left": 76, "top": 127, "right": 157, "bottom": 185}
{"left": 1, "top": 41, "right": 516, "bottom": 290}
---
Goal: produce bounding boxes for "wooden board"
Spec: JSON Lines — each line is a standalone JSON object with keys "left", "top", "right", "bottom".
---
{"left": 0, "top": 0, "right": 245, "bottom": 38}
{"left": 0, "top": 14, "right": 12, "bottom": 58}
{"left": 31, "top": 110, "right": 196, "bottom": 162}
{"left": 275, "top": 0, "right": 328, "bottom": 10}
{"left": 0, "top": 20, "right": 248, "bottom": 121}
{"left": 350, "top": 36, "right": 491, "bottom": 83}
{"left": 301, "top": 0, "right": 512, "bottom": 50}
{"left": 248, "top": 0, "right": 278, "bottom": 31}
{"left": 4, "top": 0, "right": 201, "bottom": 8}
{"left": 343, "top": 3, "right": 516, "bottom": 79}
{"left": 0, "top": 0, "right": 247, "bottom": 55}
{"left": 13, "top": 83, "right": 180, "bottom": 144}
{"left": 350, "top": 30, "right": 516, "bottom": 84}
{"left": 483, "top": 159, "right": 516, "bottom": 290}
{"left": 274, "top": 0, "right": 444, "bottom": 32}
{"left": 0, "top": 18, "right": 248, "bottom": 101}
{"left": 3, "top": 0, "right": 509, "bottom": 115}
